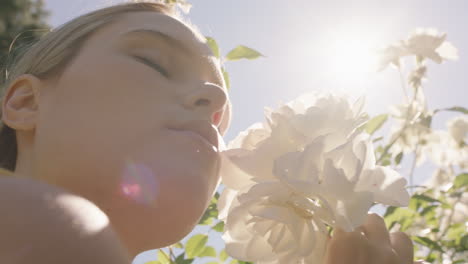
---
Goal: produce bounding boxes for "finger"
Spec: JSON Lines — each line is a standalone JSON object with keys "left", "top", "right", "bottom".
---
{"left": 390, "top": 232, "right": 414, "bottom": 264}
{"left": 332, "top": 227, "right": 346, "bottom": 239}
{"left": 360, "top": 213, "right": 392, "bottom": 245}
{"left": 326, "top": 228, "right": 368, "bottom": 264}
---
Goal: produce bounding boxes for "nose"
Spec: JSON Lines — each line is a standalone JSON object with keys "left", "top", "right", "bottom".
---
{"left": 182, "top": 82, "right": 228, "bottom": 125}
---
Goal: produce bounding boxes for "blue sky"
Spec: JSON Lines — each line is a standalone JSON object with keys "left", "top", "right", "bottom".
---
{"left": 43, "top": 0, "right": 467, "bottom": 262}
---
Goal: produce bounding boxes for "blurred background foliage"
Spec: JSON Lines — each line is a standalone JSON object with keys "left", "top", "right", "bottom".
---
{"left": 0, "top": 0, "right": 50, "bottom": 83}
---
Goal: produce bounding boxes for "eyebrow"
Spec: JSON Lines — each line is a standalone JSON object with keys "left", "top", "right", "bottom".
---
{"left": 120, "top": 29, "right": 194, "bottom": 57}
{"left": 120, "top": 29, "right": 224, "bottom": 87}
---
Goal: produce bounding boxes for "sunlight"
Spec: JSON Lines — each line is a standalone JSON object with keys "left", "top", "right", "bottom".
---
{"left": 321, "top": 26, "right": 382, "bottom": 89}
{"left": 328, "top": 36, "right": 378, "bottom": 79}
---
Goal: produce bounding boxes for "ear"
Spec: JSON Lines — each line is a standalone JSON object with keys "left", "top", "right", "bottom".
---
{"left": 2, "top": 74, "right": 42, "bottom": 131}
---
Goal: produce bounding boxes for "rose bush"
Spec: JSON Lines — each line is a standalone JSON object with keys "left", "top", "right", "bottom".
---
{"left": 140, "top": 5, "right": 466, "bottom": 262}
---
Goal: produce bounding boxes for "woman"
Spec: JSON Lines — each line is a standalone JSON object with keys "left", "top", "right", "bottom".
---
{"left": 0, "top": 2, "right": 416, "bottom": 263}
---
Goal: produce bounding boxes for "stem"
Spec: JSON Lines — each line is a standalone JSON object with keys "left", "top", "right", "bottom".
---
{"left": 449, "top": 248, "right": 458, "bottom": 262}
{"left": 405, "top": 185, "right": 428, "bottom": 190}
{"left": 377, "top": 81, "right": 421, "bottom": 164}
{"left": 377, "top": 130, "right": 404, "bottom": 163}
{"left": 169, "top": 246, "right": 176, "bottom": 261}
{"left": 159, "top": 249, "right": 176, "bottom": 264}
{"left": 408, "top": 144, "right": 420, "bottom": 195}
{"left": 398, "top": 66, "right": 410, "bottom": 103}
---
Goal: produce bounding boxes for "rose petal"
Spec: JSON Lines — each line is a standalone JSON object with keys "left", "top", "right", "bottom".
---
{"left": 356, "top": 166, "right": 410, "bottom": 206}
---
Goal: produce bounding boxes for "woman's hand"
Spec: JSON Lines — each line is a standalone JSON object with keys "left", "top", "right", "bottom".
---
{"left": 324, "top": 213, "right": 426, "bottom": 264}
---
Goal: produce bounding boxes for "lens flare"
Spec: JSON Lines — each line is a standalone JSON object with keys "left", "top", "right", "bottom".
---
{"left": 120, "top": 160, "right": 159, "bottom": 207}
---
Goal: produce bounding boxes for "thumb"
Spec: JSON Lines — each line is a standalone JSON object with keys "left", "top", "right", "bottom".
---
{"left": 390, "top": 231, "right": 413, "bottom": 264}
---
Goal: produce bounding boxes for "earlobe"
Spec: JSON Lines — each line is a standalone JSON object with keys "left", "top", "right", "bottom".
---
{"left": 2, "top": 74, "right": 42, "bottom": 131}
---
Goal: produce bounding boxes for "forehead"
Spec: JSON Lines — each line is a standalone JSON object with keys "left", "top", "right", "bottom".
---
{"left": 87, "top": 11, "right": 223, "bottom": 85}
{"left": 115, "top": 12, "right": 212, "bottom": 55}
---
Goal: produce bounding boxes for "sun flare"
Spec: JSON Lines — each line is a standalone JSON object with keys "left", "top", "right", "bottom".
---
{"left": 322, "top": 27, "right": 382, "bottom": 86}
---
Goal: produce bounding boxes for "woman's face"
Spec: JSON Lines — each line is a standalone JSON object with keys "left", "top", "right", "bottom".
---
{"left": 31, "top": 11, "right": 229, "bottom": 254}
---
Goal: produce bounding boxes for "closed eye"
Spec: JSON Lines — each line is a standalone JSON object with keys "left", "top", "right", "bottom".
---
{"left": 133, "top": 55, "right": 169, "bottom": 77}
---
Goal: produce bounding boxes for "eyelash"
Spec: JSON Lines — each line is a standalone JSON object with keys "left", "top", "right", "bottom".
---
{"left": 134, "top": 55, "right": 169, "bottom": 77}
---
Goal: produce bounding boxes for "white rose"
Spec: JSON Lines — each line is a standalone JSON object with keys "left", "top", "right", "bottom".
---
{"left": 219, "top": 93, "right": 409, "bottom": 264}
{"left": 388, "top": 90, "right": 430, "bottom": 164}
{"left": 425, "top": 168, "right": 454, "bottom": 192}
{"left": 447, "top": 115, "right": 468, "bottom": 145}
{"left": 223, "top": 93, "right": 367, "bottom": 184}
{"left": 377, "top": 28, "right": 458, "bottom": 71}
{"left": 404, "top": 28, "right": 458, "bottom": 63}
{"left": 274, "top": 134, "right": 409, "bottom": 231}
{"left": 425, "top": 130, "right": 468, "bottom": 168}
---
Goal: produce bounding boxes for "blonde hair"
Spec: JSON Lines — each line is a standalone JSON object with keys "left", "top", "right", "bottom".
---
{"left": 0, "top": 2, "right": 177, "bottom": 171}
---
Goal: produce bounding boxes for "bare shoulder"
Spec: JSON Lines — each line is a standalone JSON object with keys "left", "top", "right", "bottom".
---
{"left": 0, "top": 177, "right": 132, "bottom": 264}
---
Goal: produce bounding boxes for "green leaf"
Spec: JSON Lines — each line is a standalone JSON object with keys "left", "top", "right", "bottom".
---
{"left": 171, "top": 242, "right": 183, "bottom": 249}
{"left": 413, "top": 236, "right": 443, "bottom": 252}
{"left": 420, "top": 205, "right": 437, "bottom": 216}
{"left": 175, "top": 253, "right": 194, "bottom": 264}
{"left": 381, "top": 158, "right": 391, "bottom": 166}
{"left": 214, "top": 191, "right": 221, "bottom": 200}
{"left": 384, "top": 206, "right": 415, "bottom": 231}
{"left": 453, "top": 173, "right": 468, "bottom": 189}
{"left": 219, "top": 249, "right": 228, "bottom": 262}
{"left": 199, "top": 246, "right": 217, "bottom": 257}
{"left": 424, "top": 251, "right": 437, "bottom": 263}
{"left": 461, "top": 234, "right": 468, "bottom": 250}
{"left": 411, "top": 194, "right": 441, "bottom": 204}
{"left": 157, "top": 250, "right": 171, "bottom": 264}
{"left": 198, "top": 202, "right": 218, "bottom": 225}
{"left": 394, "top": 152, "right": 403, "bottom": 165}
{"left": 212, "top": 221, "right": 225, "bottom": 232}
{"left": 185, "top": 234, "right": 209, "bottom": 259}
{"left": 444, "top": 106, "right": 468, "bottom": 114}
{"left": 225, "top": 45, "right": 264, "bottom": 61}
{"left": 222, "top": 67, "right": 230, "bottom": 90}
{"left": 447, "top": 223, "right": 465, "bottom": 242}
{"left": 364, "top": 114, "right": 388, "bottom": 135}
{"left": 205, "top": 36, "right": 220, "bottom": 59}
{"left": 372, "top": 136, "right": 384, "bottom": 143}
{"left": 145, "top": 261, "right": 161, "bottom": 264}
{"left": 409, "top": 193, "right": 442, "bottom": 212}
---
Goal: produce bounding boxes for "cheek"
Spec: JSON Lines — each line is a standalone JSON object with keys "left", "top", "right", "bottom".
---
{"left": 34, "top": 52, "right": 172, "bottom": 197}
{"left": 116, "top": 129, "right": 221, "bottom": 209}
{"left": 99, "top": 131, "right": 221, "bottom": 247}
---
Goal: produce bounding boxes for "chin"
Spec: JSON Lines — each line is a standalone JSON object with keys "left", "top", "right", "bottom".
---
{"left": 109, "top": 191, "right": 209, "bottom": 257}
{"left": 92, "top": 137, "right": 222, "bottom": 255}
{"left": 102, "top": 168, "right": 217, "bottom": 256}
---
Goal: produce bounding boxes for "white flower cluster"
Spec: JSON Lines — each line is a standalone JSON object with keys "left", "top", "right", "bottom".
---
{"left": 218, "top": 93, "right": 410, "bottom": 264}
{"left": 425, "top": 115, "right": 468, "bottom": 169}
{"left": 378, "top": 28, "right": 458, "bottom": 71}
{"left": 380, "top": 28, "right": 465, "bottom": 170}
{"left": 388, "top": 88, "right": 431, "bottom": 165}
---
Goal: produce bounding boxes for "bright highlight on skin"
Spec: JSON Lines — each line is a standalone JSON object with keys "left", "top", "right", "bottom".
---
{"left": 120, "top": 160, "right": 159, "bottom": 207}
{"left": 55, "top": 194, "right": 110, "bottom": 235}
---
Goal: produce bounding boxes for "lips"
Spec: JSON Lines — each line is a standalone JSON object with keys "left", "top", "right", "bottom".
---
{"left": 168, "top": 120, "right": 220, "bottom": 150}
